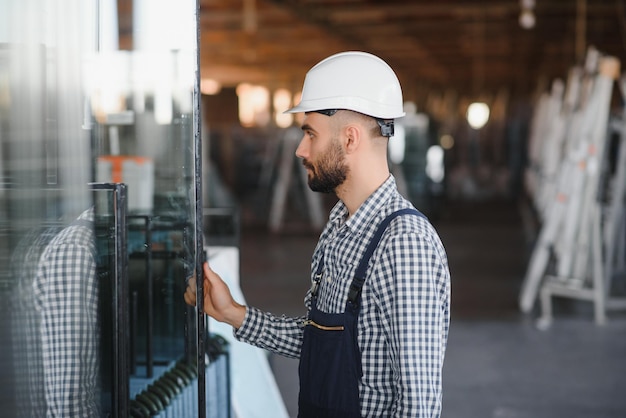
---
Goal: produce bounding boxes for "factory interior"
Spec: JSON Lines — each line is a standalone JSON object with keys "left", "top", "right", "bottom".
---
{"left": 1, "top": 1, "right": 626, "bottom": 417}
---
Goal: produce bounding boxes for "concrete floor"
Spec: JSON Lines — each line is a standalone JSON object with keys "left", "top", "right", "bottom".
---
{"left": 237, "top": 198, "right": 626, "bottom": 418}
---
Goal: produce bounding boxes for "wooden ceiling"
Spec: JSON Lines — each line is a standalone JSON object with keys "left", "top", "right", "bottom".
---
{"left": 196, "top": 0, "right": 626, "bottom": 106}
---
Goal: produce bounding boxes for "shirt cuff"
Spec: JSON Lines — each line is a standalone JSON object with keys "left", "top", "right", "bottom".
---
{"left": 233, "top": 305, "right": 264, "bottom": 343}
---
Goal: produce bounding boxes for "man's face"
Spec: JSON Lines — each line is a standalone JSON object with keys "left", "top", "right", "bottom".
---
{"left": 296, "top": 112, "right": 349, "bottom": 194}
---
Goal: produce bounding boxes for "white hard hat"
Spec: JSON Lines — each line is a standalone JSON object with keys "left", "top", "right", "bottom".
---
{"left": 285, "top": 51, "right": 405, "bottom": 120}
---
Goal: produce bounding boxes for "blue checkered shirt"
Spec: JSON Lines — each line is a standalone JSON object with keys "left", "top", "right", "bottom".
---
{"left": 33, "top": 208, "right": 100, "bottom": 417}
{"left": 235, "top": 175, "right": 450, "bottom": 417}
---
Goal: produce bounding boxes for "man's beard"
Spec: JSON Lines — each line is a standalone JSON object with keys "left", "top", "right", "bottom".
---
{"left": 302, "top": 139, "right": 349, "bottom": 194}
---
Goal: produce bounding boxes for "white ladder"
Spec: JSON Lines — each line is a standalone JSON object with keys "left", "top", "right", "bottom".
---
{"left": 539, "top": 100, "right": 626, "bottom": 326}
{"left": 519, "top": 51, "right": 622, "bottom": 323}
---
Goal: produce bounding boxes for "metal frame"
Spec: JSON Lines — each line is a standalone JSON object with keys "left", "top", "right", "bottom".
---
{"left": 193, "top": 1, "right": 207, "bottom": 417}
{"left": 90, "top": 181, "right": 130, "bottom": 418}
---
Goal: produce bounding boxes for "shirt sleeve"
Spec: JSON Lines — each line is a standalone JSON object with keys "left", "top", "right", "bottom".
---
{"left": 233, "top": 306, "right": 306, "bottom": 359}
{"left": 380, "top": 232, "right": 449, "bottom": 418}
{"left": 34, "top": 242, "right": 100, "bottom": 418}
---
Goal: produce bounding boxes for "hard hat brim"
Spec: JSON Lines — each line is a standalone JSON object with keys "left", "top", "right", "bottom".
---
{"left": 284, "top": 101, "right": 406, "bottom": 119}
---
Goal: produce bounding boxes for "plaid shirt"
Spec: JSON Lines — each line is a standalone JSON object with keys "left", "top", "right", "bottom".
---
{"left": 11, "top": 225, "right": 62, "bottom": 417}
{"left": 236, "top": 175, "right": 450, "bottom": 417}
{"left": 33, "top": 208, "right": 100, "bottom": 417}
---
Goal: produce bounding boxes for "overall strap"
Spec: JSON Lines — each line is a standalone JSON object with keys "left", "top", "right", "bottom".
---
{"left": 347, "top": 208, "right": 424, "bottom": 306}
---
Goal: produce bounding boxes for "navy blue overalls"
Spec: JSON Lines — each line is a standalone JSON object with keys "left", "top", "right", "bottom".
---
{"left": 298, "top": 208, "right": 424, "bottom": 418}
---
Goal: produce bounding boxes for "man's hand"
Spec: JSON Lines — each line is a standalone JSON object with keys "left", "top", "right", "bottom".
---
{"left": 184, "top": 262, "right": 246, "bottom": 329}
{"left": 183, "top": 274, "right": 198, "bottom": 306}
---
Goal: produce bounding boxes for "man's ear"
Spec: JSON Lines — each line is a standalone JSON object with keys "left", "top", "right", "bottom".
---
{"left": 344, "top": 124, "right": 361, "bottom": 154}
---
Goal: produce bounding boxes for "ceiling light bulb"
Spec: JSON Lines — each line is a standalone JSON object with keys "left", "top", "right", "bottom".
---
{"left": 201, "top": 78, "right": 222, "bottom": 95}
{"left": 519, "top": 9, "right": 536, "bottom": 29}
{"left": 467, "top": 102, "right": 490, "bottom": 129}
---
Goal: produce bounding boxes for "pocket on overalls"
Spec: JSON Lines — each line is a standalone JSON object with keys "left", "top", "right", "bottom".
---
{"left": 299, "top": 317, "right": 361, "bottom": 415}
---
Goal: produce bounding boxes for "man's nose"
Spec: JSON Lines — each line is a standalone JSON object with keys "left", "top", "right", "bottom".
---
{"left": 295, "top": 136, "right": 307, "bottom": 159}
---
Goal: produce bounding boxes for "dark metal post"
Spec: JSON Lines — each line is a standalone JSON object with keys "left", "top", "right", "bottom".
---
{"left": 193, "top": 1, "right": 206, "bottom": 416}
{"left": 113, "top": 183, "right": 130, "bottom": 418}
{"left": 145, "top": 215, "right": 154, "bottom": 378}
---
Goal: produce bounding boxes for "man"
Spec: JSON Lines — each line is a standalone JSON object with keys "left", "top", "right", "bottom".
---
{"left": 186, "top": 51, "right": 450, "bottom": 417}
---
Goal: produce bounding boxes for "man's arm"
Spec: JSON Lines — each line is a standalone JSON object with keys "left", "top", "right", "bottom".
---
{"left": 384, "top": 233, "right": 449, "bottom": 417}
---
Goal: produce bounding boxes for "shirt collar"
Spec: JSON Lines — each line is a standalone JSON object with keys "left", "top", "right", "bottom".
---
{"left": 328, "top": 174, "right": 397, "bottom": 233}
{"left": 78, "top": 207, "right": 95, "bottom": 223}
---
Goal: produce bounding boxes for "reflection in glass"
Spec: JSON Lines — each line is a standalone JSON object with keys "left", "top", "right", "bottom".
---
{"left": 1, "top": 0, "right": 202, "bottom": 416}
{"left": 1, "top": 1, "right": 97, "bottom": 416}
{"left": 88, "top": 48, "right": 198, "bottom": 376}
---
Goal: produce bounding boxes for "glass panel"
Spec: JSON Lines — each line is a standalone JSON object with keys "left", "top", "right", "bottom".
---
{"left": 89, "top": 49, "right": 198, "bottom": 357}
{"left": 0, "top": 1, "right": 100, "bottom": 416}
{"left": 0, "top": 1, "right": 202, "bottom": 417}
{"left": 89, "top": 1, "right": 201, "bottom": 417}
